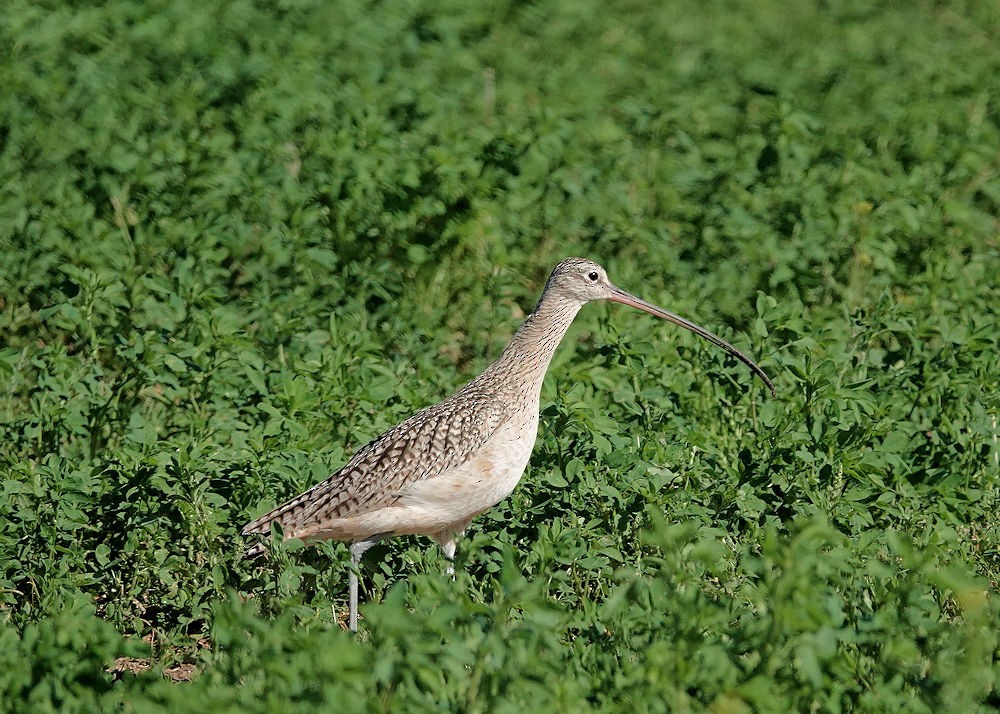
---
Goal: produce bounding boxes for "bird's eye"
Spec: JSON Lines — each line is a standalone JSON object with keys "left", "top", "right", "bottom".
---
{"left": 587, "top": 271, "right": 599, "bottom": 281}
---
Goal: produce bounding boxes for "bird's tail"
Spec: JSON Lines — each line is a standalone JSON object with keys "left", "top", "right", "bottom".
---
{"left": 240, "top": 508, "right": 281, "bottom": 560}
{"left": 243, "top": 539, "right": 268, "bottom": 560}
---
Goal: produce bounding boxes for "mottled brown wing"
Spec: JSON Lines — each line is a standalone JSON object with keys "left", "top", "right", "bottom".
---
{"left": 241, "top": 384, "right": 506, "bottom": 538}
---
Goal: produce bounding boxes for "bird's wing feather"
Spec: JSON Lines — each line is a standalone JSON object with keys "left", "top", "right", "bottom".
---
{"left": 241, "top": 384, "right": 506, "bottom": 537}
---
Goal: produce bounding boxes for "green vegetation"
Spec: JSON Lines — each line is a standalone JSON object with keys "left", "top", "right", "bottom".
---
{"left": 2, "top": 0, "right": 998, "bottom": 710}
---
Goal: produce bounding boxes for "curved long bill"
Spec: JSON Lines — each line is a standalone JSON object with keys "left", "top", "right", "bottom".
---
{"left": 607, "top": 286, "right": 776, "bottom": 396}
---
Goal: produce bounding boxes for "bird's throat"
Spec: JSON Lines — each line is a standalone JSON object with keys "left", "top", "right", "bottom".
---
{"left": 480, "top": 296, "right": 584, "bottom": 398}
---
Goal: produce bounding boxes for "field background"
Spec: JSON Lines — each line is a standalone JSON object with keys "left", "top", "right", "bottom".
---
{"left": 2, "top": 0, "right": 999, "bottom": 710}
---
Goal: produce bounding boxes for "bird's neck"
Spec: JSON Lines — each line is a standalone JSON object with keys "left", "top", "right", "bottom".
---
{"left": 479, "top": 293, "right": 583, "bottom": 397}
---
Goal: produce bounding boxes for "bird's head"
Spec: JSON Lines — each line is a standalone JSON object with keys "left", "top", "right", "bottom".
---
{"left": 542, "top": 257, "right": 617, "bottom": 304}
{"left": 540, "top": 257, "right": 776, "bottom": 395}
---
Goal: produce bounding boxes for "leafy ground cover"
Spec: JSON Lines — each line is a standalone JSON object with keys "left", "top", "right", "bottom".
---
{"left": 1, "top": 0, "right": 998, "bottom": 710}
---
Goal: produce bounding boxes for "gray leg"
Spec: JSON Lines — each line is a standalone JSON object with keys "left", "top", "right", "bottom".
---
{"left": 440, "top": 539, "right": 456, "bottom": 578}
{"left": 436, "top": 530, "right": 465, "bottom": 580}
{"left": 348, "top": 537, "right": 383, "bottom": 632}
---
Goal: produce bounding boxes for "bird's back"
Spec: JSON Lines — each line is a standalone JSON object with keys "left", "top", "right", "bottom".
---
{"left": 242, "top": 380, "right": 515, "bottom": 543}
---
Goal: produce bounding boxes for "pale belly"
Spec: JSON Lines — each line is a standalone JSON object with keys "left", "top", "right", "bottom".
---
{"left": 298, "top": 416, "right": 539, "bottom": 543}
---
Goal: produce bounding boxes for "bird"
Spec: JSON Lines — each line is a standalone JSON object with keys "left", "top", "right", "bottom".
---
{"left": 242, "top": 257, "right": 775, "bottom": 630}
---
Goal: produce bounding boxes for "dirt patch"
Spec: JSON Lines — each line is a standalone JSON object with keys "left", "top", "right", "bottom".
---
{"left": 111, "top": 657, "right": 152, "bottom": 677}
{"left": 163, "top": 662, "right": 198, "bottom": 682}
{"left": 109, "top": 657, "right": 198, "bottom": 683}
{"left": 108, "top": 634, "right": 208, "bottom": 683}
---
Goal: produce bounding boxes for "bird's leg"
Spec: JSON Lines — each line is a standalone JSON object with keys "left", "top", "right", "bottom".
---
{"left": 441, "top": 540, "right": 456, "bottom": 578}
{"left": 348, "top": 537, "right": 383, "bottom": 632}
{"left": 435, "top": 530, "right": 463, "bottom": 581}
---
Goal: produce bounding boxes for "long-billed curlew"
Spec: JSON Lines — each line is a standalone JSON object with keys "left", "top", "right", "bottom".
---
{"left": 243, "top": 258, "right": 775, "bottom": 630}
